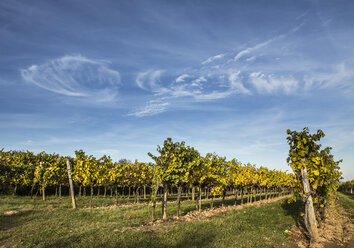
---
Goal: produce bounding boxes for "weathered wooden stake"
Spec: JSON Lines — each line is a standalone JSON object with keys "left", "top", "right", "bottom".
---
{"left": 192, "top": 186, "right": 195, "bottom": 201}
{"left": 162, "top": 182, "right": 168, "bottom": 219}
{"left": 66, "top": 158, "right": 77, "bottom": 209}
{"left": 30, "top": 182, "right": 36, "bottom": 198}
{"left": 38, "top": 162, "right": 46, "bottom": 201}
{"left": 59, "top": 184, "right": 62, "bottom": 200}
{"left": 143, "top": 185, "right": 146, "bottom": 199}
{"left": 151, "top": 182, "right": 161, "bottom": 219}
{"left": 177, "top": 186, "right": 182, "bottom": 217}
{"left": 198, "top": 187, "right": 202, "bottom": 211}
{"left": 301, "top": 165, "right": 319, "bottom": 242}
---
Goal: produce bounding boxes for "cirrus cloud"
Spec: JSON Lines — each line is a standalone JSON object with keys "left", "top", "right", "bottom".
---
{"left": 21, "top": 55, "right": 121, "bottom": 103}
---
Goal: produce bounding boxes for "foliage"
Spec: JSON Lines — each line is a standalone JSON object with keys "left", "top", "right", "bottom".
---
{"left": 286, "top": 128, "right": 342, "bottom": 213}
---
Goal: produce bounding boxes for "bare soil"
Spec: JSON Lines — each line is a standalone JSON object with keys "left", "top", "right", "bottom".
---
{"left": 282, "top": 201, "right": 353, "bottom": 248}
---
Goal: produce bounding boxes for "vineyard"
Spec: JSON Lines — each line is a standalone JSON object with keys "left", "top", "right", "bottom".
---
{"left": 0, "top": 128, "right": 350, "bottom": 247}
{"left": 0, "top": 138, "right": 295, "bottom": 215}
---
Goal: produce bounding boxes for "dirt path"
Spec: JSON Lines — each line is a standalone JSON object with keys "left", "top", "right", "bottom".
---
{"left": 282, "top": 200, "right": 353, "bottom": 248}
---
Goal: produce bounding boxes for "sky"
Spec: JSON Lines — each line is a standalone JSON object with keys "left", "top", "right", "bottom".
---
{"left": 1, "top": 0, "right": 353, "bottom": 180}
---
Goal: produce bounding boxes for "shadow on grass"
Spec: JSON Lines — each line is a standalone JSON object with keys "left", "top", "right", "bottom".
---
{"left": 339, "top": 191, "right": 354, "bottom": 200}
{"left": 45, "top": 234, "right": 82, "bottom": 248}
{"left": 179, "top": 194, "right": 274, "bottom": 214}
{"left": 43, "top": 224, "right": 216, "bottom": 248}
{"left": 116, "top": 226, "right": 216, "bottom": 248}
{"left": 280, "top": 199, "right": 309, "bottom": 240}
{"left": 0, "top": 210, "right": 35, "bottom": 232}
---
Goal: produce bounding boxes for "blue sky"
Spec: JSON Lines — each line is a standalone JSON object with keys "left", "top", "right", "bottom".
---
{"left": 1, "top": 0, "right": 353, "bottom": 180}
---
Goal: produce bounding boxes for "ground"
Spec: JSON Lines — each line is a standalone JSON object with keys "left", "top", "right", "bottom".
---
{"left": 0, "top": 192, "right": 352, "bottom": 248}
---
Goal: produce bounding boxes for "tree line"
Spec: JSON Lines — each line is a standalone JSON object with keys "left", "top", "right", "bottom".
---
{"left": 0, "top": 139, "right": 294, "bottom": 215}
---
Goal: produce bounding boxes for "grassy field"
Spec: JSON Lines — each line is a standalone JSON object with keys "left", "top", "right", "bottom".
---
{"left": 2, "top": 193, "right": 352, "bottom": 248}
{"left": 337, "top": 192, "right": 354, "bottom": 223}
{"left": 0, "top": 193, "right": 299, "bottom": 248}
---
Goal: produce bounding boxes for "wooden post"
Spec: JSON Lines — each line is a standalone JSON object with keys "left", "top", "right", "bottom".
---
{"left": 250, "top": 187, "right": 253, "bottom": 204}
{"left": 59, "top": 184, "right": 62, "bottom": 200}
{"left": 192, "top": 186, "right": 195, "bottom": 201}
{"left": 66, "top": 158, "right": 77, "bottom": 209}
{"left": 177, "top": 186, "right": 182, "bottom": 217}
{"left": 115, "top": 185, "right": 119, "bottom": 205}
{"left": 40, "top": 162, "right": 46, "bottom": 201}
{"left": 152, "top": 182, "right": 162, "bottom": 219}
{"left": 198, "top": 187, "right": 202, "bottom": 211}
{"left": 90, "top": 184, "right": 94, "bottom": 208}
{"left": 234, "top": 189, "right": 238, "bottom": 205}
{"left": 30, "top": 182, "right": 36, "bottom": 198}
{"left": 162, "top": 182, "right": 168, "bottom": 219}
{"left": 301, "top": 165, "right": 319, "bottom": 241}
{"left": 42, "top": 184, "right": 46, "bottom": 201}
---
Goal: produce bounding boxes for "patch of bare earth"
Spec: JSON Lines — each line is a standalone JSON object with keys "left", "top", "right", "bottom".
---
{"left": 116, "top": 195, "right": 291, "bottom": 233}
{"left": 3, "top": 210, "right": 19, "bottom": 216}
{"left": 3, "top": 208, "right": 33, "bottom": 215}
{"left": 282, "top": 201, "right": 353, "bottom": 248}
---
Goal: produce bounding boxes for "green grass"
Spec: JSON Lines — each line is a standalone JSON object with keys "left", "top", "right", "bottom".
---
{"left": 0, "top": 194, "right": 296, "bottom": 248}
{"left": 337, "top": 192, "right": 354, "bottom": 222}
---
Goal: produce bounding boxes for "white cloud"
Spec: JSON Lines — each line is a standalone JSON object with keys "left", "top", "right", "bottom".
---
{"left": 249, "top": 72, "right": 298, "bottom": 94}
{"left": 233, "top": 29, "right": 293, "bottom": 62}
{"left": 246, "top": 56, "right": 256, "bottom": 62}
{"left": 136, "top": 70, "right": 165, "bottom": 93}
{"left": 229, "top": 72, "right": 251, "bottom": 94}
{"left": 132, "top": 22, "right": 353, "bottom": 116}
{"left": 201, "top": 53, "right": 225, "bottom": 65}
{"left": 128, "top": 100, "right": 169, "bottom": 117}
{"left": 194, "top": 72, "right": 250, "bottom": 100}
{"left": 175, "top": 74, "right": 190, "bottom": 83}
{"left": 193, "top": 76, "right": 207, "bottom": 84}
{"left": 136, "top": 71, "right": 150, "bottom": 90}
{"left": 304, "top": 63, "right": 354, "bottom": 91}
{"left": 21, "top": 55, "right": 121, "bottom": 102}
{"left": 190, "top": 76, "right": 207, "bottom": 87}
{"left": 234, "top": 40, "right": 271, "bottom": 62}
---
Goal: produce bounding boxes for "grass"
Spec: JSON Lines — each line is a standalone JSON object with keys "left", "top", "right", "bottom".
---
{"left": 0, "top": 193, "right": 297, "bottom": 248}
{"left": 337, "top": 192, "right": 354, "bottom": 222}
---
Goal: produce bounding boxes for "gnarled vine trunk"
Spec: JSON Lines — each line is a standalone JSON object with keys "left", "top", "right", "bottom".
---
{"left": 177, "top": 186, "right": 182, "bottom": 217}
{"left": 162, "top": 182, "right": 168, "bottom": 219}
{"left": 301, "top": 166, "right": 319, "bottom": 242}
{"left": 90, "top": 184, "right": 94, "bottom": 208}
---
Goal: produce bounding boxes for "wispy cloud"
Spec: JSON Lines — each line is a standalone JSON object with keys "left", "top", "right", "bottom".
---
{"left": 129, "top": 70, "right": 251, "bottom": 116}
{"left": 249, "top": 72, "right": 299, "bottom": 94}
{"left": 201, "top": 53, "right": 225, "bottom": 64}
{"left": 130, "top": 20, "right": 353, "bottom": 117}
{"left": 128, "top": 99, "right": 169, "bottom": 117}
{"left": 20, "top": 55, "right": 121, "bottom": 102}
{"left": 136, "top": 70, "right": 164, "bottom": 92}
{"left": 175, "top": 74, "right": 190, "bottom": 83}
{"left": 304, "top": 63, "right": 354, "bottom": 91}
{"left": 233, "top": 40, "right": 271, "bottom": 62}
